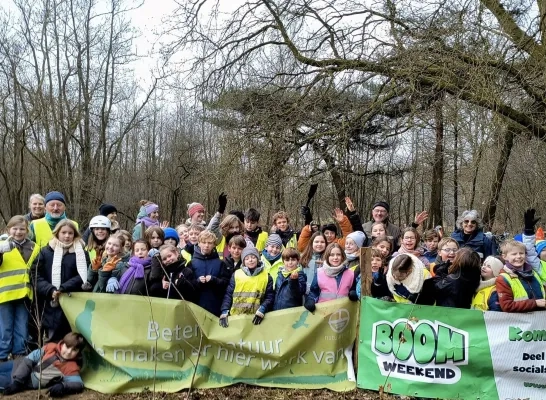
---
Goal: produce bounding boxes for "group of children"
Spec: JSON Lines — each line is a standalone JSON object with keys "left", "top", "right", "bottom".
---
{"left": 1, "top": 197, "right": 546, "bottom": 396}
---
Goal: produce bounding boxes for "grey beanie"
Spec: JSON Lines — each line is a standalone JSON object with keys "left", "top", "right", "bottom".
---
{"left": 266, "top": 234, "right": 283, "bottom": 248}
{"left": 242, "top": 246, "right": 260, "bottom": 262}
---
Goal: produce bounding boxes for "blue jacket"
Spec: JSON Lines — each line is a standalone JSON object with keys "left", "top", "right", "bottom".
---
{"left": 451, "top": 229, "right": 497, "bottom": 259}
{"left": 273, "top": 269, "right": 306, "bottom": 311}
{"left": 189, "top": 245, "right": 230, "bottom": 317}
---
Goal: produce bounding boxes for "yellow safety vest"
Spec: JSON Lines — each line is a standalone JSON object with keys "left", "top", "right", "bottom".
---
{"left": 499, "top": 271, "right": 545, "bottom": 301}
{"left": 230, "top": 268, "right": 268, "bottom": 315}
{"left": 181, "top": 249, "right": 191, "bottom": 264}
{"left": 283, "top": 234, "right": 297, "bottom": 250}
{"left": 254, "top": 231, "right": 268, "bottom": 252}
{"left": 261, "top": 256, "right": 284, "bottom": 287}
{"left": 33, "top": 218, "right": 79, "bottom": 248}
{"left": 216, "top": 237, "right": 227, "bottom": 260}
{"left": 471, "top": 285, "right": 496, "bottom": 311}
{"left": 0, "top": 242, "right": 39, "bottom": 303}
{"left": 393, "top": 269, "right": 431, "bottom": 304}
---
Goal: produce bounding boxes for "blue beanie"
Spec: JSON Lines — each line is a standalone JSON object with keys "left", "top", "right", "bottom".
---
{"left": 536, "top": 240, "right": 546, "bottom": 257}
{"left": 45, "top": 191, "right": 66, "bottom": 205}
{"left": 163, "top": 227, "right": 179, "bottom": 245}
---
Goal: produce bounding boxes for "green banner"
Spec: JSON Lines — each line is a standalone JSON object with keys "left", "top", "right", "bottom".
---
{"left": 61, "top": 293, "right": 357, "bottom": 393}
{"left": 357, "top": 297, "right": 498, "bottom": 399}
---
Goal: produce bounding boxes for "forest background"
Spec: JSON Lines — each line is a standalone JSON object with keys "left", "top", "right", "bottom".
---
{"left": 1, "top": 0, "right": 545, "bottom": 235}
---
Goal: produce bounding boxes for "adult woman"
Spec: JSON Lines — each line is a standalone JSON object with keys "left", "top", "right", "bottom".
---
{"left": 451, "top": 210, "right": 497, "bottom": 260}
{"left": 24, "top": 194, "right": 46, "bottom": 222}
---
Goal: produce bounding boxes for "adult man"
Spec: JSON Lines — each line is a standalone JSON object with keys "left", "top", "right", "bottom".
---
{"left": 362, "top": 201, "right": 427, "bottom": 246}
{"left": 29, "top": 191, "right": 79, "bottom": 248}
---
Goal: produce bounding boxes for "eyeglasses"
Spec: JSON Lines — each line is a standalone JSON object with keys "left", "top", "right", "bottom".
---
{"left": 463, "top": 220, "right": 476, "bottom": 225}
{"left": 441, "top": 248, "right": 458, "bottom": 254}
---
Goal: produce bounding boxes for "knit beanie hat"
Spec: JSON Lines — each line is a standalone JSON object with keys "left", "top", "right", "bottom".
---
{"left": 45, "top": 191, "right": 66, "bottom": 205}
{"left": 321, "top": 223, "right": 338, "bottom": 235}
{"left": 372, "top": 201, "right": 390, "bottom": 212}
{"left": 266, "top": 234, "right": 283, "bottom": 249}
{"left": 99, "top": 203, "right": 117, "bottom": 217}
{"left": 483, "top": 256, "right": 504, "bottom": 277}
{"left": 163, "top": 227, "right": 179, "bottom": 245}
{"left": 242, "top": 246, "right": 259, "bottom": 262}
{"left": 536, "top": 240, "right": 546, "bottom": 257}
{"left": 187, "top": 202, "right": 205, "bottom": 218}
{"left": 347, "top": 231, "right": 366, "bottom": 248}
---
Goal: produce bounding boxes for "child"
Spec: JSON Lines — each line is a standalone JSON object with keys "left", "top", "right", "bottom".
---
{"left": 472, "top": 256, "right": 504, "bottom": 311}
{"left": 215, "top": 215, "right": 245, "bottom": 260}
{"left": 1, "top": 332, "right": 86, "bottom": 397}
{"left": 132, "top": 200, "right": 160, "bottom": 240}
{"left": 150, "top": 245, "right": 197, "bottom": 301}
{"left": 273, "top": 248, "right": 306, "bottom": 311}
{"left": 432, "top": 248, "right": 481, "bottom": 308}
{"left": 423, "top": 229, "right": 441, "bottom": 263}
{"left": 300, "top": 232, "right": 327, "bottom": 295}
{"left": 31, "top": 220, "right": 89, "bottom": 343}
{"left": 223, "top": 235, "right": 246, "bottom": 275}
{"left": 364, "top": 222, "right": 388, "bottom": 246}
{"left": 367, "top": 248, "right": 391, "bottom": 300}
{"left": 386, "top": 254, "right": 434, "bottom": 305}
{"left": 432, "top": 238, "right": 459, "bottom": 276}
{"left": 118, "top": 240, "right": 152, "bottom": 295}
{"left": 298, "top": 205, "right": 353, "bottom": 251}
{"left": 117, "top": 230, "right": 132, "bottom": 254}
{"left": 0, "top": 216, "right": 39, "bottom": 361}
{"left": 186, "top": 202, "right": 206, "bottom": 226}
{"left": 176, "top": 224, "right": 189, "bottom": 250}
{"left": 261, "top": 234, "right": 284, "bottom": 283}
{"left": 392, "top": 227, "right": 430, "bottom": 268}
{"left": 496, "top": 239, "right": 546, "bottom": 312}
{"left": 85, "top": 215, "right": 111, "bottom": 267}
{"left": 182, "top": 223, "right": 205, "bottom": 263}
{"left": 271, "top": 211, "right": 297, "bottom": 249}
{"left": 244, "top": 208, "right": 268, "bottom": 252}
{"left": 188, "top": 230, "right": 231, "bottom": 316}
{"left": 163, "top": 227, "right": 180, "bottom": 248}
{"left": 84, "top": 235, "right": 126, "bottom": 293}
{"left": 345, "top": 231, "right": 366, "bottom": 271}
{"left": 145, "top": 226, "right": 165, "bottom": 257}
{"left": 219, "top": 246, "right": 274, "bottom": 327}
{"left": 305, "top": 243, "right": 358, "bottom": 312}
{"left": 535, "top": 240, "right": 546, "bottom": 263}
{"left": 372, "top": 235, "right": 393, "bottom": 260}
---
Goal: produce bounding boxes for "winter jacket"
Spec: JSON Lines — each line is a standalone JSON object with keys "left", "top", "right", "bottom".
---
{"left": 31, "top": 245, "right": 90, "bottom": 332}
{"left": 222, "top": 256, "right": 241, "bottom": 276}
{"left": 496, "top": 267, "right": 545, "bottom": 312}
{"left": 432, "top": 260, "right": 481, "bottom": 308}
{"left": 149, "top": 259, "right": 197, "bottom": 302}
{"left": 273, "top": 268, "right": 306, "bottom": 310}
{"left": 371, "top": 267, "right": 392, "bottom": 300}
{"left": 221, "top": 264, "right": 275, "bottom": 315}
{"left": 451, "top": 229, "right": 497, "bottom": 259}
{"left": 302, "top": 253, "right": 323, "bottom": 295}
{"left": 119, "top": 257, "right": 153, "bottom": 296}
{"left": 297, "top": 216, "right": 353, "bottom": 252}
{"left": 347, "top": 210, "right": 365, "bottom": 234}
{"left": 308, "top": 264, "right": 356, "bottom": 304}
{"left": 189, "top": 245, "right": 231, "bottom": 316}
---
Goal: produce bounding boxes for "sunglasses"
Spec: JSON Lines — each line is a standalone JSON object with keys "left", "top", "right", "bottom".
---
{"left": 463, "top": 220, "right": 476, "bottom": 225}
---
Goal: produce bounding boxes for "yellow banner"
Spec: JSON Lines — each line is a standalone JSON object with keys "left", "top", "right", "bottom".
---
{"left": 60, "top": 293, "right": 358, "bottom": 392}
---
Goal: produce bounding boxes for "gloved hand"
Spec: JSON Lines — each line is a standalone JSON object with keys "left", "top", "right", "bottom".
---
{"left": 252, "top": 310, "right": 265, "bottom": 325}
{"left": 300, "top": 206, "right": 313, "bottom": 226}
{"left": 81, "top": 281, "right": 93, "bottom": 291}
{"left": 524, "top": 208, "right": 540, "bottom": 235}
{"left": 90, "top": 255, "right": 103, "bottom": 271}
{"left": 47, "top": 383, "right": 65, "bottom": 397}
{"left": 219, "top": 313, "right": 229, "bottom": 328}
{"left": 148, "top": 248, "right": 159, "bottom": 257}
{"left": 218, "top": 192, "right": 228, "bottom": 214}
{"left": 393, "top": 283, "right": 411, "bottom": 299}
{"left": 0, "top": 240, "right": 15, "bottom": 254}
{"left": 348, "top": 290, "right": 359, "bottom": 302}
{"left": 2, "top": 380, "right": 24, "bottom": 396}
{"left": 106, "top": 277, "right": 119, "bottom": 293}
{"left": 304, "top": 297, "right": 316, "bottom": 312}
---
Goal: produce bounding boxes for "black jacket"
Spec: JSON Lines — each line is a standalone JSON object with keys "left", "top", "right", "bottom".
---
{"left": 432, "top": 261, "right": 481, "bottom": 308}
{"left": 149, "top": 259, "right": 197, "bottom": 302}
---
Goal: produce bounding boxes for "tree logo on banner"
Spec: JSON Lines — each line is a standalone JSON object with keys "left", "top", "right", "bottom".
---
{"left": 329, "top": 309, "right": 350, "bottom": 333}
{"left": 371, "top": 318, "right": 469, "bottom": 384}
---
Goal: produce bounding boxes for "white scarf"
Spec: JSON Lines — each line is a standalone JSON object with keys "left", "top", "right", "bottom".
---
{"left": 386, "top": 254, "right": 425, "bottom": 295}
{"left": 50, "top": 238, "right": 88, "bottom": 290}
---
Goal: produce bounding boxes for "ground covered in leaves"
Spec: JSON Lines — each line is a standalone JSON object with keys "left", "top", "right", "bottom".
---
{"left": 13, "top": 385, "right": 395, "bottom": 399}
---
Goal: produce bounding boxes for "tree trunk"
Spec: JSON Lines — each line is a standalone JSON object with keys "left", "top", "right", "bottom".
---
{"left": 482, "top": 126, "right": 516, "bottom": 230}
{"left": 453, "top": 122, "right": 459, "bottom": 224}
{"left": 428, "top": 100, "right": 444, "bottom": 229}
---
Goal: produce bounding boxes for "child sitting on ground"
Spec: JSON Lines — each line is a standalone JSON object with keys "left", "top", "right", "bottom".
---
{"left": 1, "top": 332, "right": 86, "bottom": 397}
{"left": 219, "top": 246, "right": 274, "bottom": 327}
{"left": 273, "top": 248, "right": 306, "bottom": 311}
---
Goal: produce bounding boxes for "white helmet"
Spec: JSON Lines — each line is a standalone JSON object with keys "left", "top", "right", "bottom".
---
{"left": 89, "top": 215, "right": 111, "bottom": 230}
